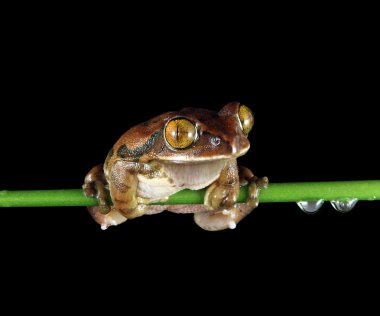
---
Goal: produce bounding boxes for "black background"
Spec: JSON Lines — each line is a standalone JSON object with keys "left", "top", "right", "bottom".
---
{"left": 1, "top": 8, "right": 379, "bottom": 307}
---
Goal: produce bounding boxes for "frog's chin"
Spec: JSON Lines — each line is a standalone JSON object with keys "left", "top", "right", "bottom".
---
{"left": 161, "top": 159, "right": 227, "bottom": 190}
{"left": 138, "top": 159, "right": 228, "bottom": 200}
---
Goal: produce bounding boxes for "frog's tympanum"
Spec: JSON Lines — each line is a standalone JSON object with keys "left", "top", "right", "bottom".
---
{"left": 83, "top": 102, "right": 268, "bottom": 231}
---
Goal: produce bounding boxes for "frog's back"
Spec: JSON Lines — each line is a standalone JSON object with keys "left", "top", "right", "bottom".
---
{"left": 104, "top": 111, "right": 169, "bottom": 166}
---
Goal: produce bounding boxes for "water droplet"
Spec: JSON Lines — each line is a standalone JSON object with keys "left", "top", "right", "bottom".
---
{"left": 330, "top": 198, "right": 358, "bottom": 213}
{"left": 228, "top": 221, "right": 236, "bottom": 229}
{"left": 297, "top": 200, "right": 324, "bottom": 214}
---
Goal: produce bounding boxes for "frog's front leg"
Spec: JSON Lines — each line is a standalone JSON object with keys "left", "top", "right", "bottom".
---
{"left": 194, "top": 159, "right": 239, "bottom": 231}
{"left": 107, "top": 160, "right": 147, "bottom": 220}
{"left": 83, "top": 164, "right": 111, "bottom": 214}
{"left": 83, "top": 164, "right": 128, "bottom": 229}
{"left": 238, "top": 166, "right": 269, "bottom": 208}
{"left": 83, "top": 161, "right": 146, "bottom": 230}
{"left": 194, "top": 160, "right": 268, "bottom": 231}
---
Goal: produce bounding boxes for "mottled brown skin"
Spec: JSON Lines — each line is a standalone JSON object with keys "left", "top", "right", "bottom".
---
{"left": 83, "top": 102, "right": 268, "bottom": 231}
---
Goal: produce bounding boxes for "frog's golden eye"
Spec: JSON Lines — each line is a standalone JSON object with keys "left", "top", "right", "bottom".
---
{"left": 238, "top": 105, "right": 254, "bottom": 135}
{"left": 164, "top": 118, "right": 197, "bottom": 149}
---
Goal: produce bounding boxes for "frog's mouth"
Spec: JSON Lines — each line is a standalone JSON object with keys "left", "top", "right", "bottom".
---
{"left": 156, "top": 145, "right": 249, "bottom": 162}
{"left": 160, "top": 159, "right": 227, "bottom": 190}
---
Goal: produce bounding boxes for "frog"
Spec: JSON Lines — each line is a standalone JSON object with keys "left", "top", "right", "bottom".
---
{"left": 83, "top": 102, "right": 268, "bottom": 231}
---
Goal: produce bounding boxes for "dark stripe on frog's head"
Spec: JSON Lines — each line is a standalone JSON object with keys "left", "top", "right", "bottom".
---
{"left": 117, "top": 129, "right": 162, "bottom": 159}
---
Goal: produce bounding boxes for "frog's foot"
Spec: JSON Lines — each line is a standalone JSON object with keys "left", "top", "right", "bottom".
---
{"left": 247, "top": 175, "right": 268, "bottom": 207}
{"left": 88, "top": 204, "right": 149, "bottom": 230}
{"left": 238, "top": 166, "right": 268, "bottom": 208}
{"left": 87, "top": 206, "right": 127, "bottom": 230}
{"left": 83, "top": 164, "right": 111, "bottom": 215}
{"left": 194, "top": 204, "right": 253, "bottom": 231}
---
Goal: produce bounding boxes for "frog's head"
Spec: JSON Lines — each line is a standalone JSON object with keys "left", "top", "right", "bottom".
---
{"left": 113, "top": 102, "right": 254, "bottom": 163}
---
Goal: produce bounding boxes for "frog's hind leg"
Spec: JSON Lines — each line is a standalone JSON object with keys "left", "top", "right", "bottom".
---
{"left": 194, "top": 205, "right": 253, "bottom": 231}
{"left": 87, "top": 206, "right": 127, "bottom": 230}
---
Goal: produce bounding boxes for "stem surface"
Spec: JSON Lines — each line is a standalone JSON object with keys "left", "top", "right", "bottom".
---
{"left": 0, "top": 180, "right": 379, "bottom": 207}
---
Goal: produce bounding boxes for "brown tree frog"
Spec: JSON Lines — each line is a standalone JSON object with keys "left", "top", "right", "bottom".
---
{"left": 83, "top": 102, "right": 268, "bottom": 231}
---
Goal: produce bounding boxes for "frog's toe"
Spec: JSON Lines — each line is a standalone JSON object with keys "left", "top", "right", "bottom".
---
{"left": 246, "top": 176, "right": 269, "bottom": 208}
{"left": 257, "top": 176, "right": 269, "bottom": 189}
{"left": 82, "top": 183, "right": 96, "bottom": 197}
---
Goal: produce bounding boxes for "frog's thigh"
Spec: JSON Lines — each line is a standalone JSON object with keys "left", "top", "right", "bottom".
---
{"left": 87, "top": 206, "right": 127, "bottom": 230}
{"left": 194, "top": 204, "right": 253, "bottom": 231}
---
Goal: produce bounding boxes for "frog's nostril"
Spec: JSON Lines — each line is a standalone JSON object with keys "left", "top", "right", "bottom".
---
{"left": 211, "top": 137, "right": 221, "bottom": 146}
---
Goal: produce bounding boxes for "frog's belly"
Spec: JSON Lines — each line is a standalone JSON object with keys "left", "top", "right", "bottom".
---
{"left": 137, "top": 159, "right": 227, "bottom": 200}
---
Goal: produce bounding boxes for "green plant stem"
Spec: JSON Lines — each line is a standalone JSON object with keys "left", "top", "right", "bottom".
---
{"left": 0, "top": 180, "right": 379, "bottom": 207}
